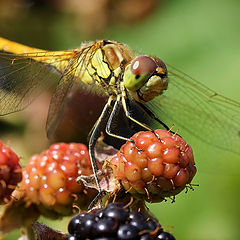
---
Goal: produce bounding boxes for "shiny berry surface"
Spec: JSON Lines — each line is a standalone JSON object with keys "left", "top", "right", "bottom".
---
{"left": 104, "top": 206, "right": 129, "bottom": 223}
{"left": 156, "top": 231, "right": 176, "bottom": 240}
{"left": 117, "top": 224, "right": 139, "bottom": 240}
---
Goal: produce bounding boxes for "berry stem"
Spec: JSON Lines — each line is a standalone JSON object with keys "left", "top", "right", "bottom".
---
{"left": 26, "top": 225, "right": 35, "bottom": 240}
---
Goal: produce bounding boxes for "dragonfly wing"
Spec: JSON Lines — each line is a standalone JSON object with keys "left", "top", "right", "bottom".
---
{"left": 146, "top": 65, "right": 240, "bottom": 154}
{"left": 0, "top": 51, "right": 63, "bottom": 115}
{"left": 46, "top": 56, "right": 81, "bottom": 139}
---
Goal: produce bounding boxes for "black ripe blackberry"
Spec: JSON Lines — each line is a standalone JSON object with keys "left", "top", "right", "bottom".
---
{"left": 156, "top": 232, "right": 176, "bottom": 240}
{"left": 66, "top": 203, "right": 176, "bottom": 240}
{"left": 66, "top": 235, "right": 80, "bottom": 240}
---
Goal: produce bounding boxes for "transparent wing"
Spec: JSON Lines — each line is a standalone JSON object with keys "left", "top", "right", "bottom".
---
{"left": 46, "top": 45, "right": 98, "bottom": 138}
{"left": 146, "top": 65, "right": 240, "bottom": 154}
{"left": 46, "top": 58, "right": 79, "bottom": 138}
{"left": 0, "top": 51, "right": 74, "bottom": 115}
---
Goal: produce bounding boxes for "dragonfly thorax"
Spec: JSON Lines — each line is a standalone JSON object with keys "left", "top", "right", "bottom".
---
{"left": 77, "top": 40, "right": 134, "bottom": 97}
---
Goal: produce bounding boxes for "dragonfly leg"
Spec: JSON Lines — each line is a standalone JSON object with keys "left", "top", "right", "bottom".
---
{"left": 122, "top": 95, "right": 173, "bottom": 141}
{"left": 105, "top": 97, "right": 141, "bottom": 149}
{"left": 136, "top": 102, "right": 181, "bottom": 137}
{"left": 106, "top": 96, "right": 131, "bottom": 142}
{"left": 121, "top": 95, "right": 152, "bottom": 131}
{"left": 88, "top": 98, "right": 112, "bottom": 209}
{"left": 136, "top": 102, "right": 170, "bottom": 131}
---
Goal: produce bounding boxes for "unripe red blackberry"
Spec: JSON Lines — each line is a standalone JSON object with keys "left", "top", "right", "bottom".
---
{"left": 0, "top": 141, "right": 22, "bottom": 204}
{"left": 110, "top": 129, "right": 196, "bottom": 202}
{"left": 21, "top": 143, "right": 97, "bottom": 216}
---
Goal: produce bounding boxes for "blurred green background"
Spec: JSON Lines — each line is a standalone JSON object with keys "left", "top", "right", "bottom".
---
{"left": 1, "top": 0, "right": 240, "bottom": 239}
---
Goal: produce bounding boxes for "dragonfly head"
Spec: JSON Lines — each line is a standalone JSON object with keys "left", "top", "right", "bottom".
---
{"left": 123, "top": 56, "right": 168, "bottom": 102}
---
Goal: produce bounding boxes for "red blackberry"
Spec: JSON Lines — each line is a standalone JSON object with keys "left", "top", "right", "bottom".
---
{"left": 0, "top": 141, "right": 22, "bottom": 204}
{"left": 21, "top": 142, "right": 97, "bottom": 216}
{"left": 66, "top": 202, "right": 175, "bottom": 240}
{"left": 110, "top": 129, "right": 196, "bottom": 202}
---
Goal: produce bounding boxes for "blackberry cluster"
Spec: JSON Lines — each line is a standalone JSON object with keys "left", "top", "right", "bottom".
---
{"left": 0, "top": 141, "right": 22, "bottom": 204}
{"left": 21, "top": 142, "right": 96, "bottom": 216}
{"left": 66, "top": 203, "right": 175, "bottom": 240}
{"left": 110, "top": 129, "right": 196, "bottom": 202}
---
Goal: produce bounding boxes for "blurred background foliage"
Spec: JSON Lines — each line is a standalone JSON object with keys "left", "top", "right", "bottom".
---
{"left": 0, "top": 0, "right": 240, "bottom": 239}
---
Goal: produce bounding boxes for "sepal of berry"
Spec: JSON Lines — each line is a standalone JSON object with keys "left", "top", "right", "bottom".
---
{"left": 0, "top": 141, "right": 22, "bottom": 204}
{"left": 77, "top": 140, "right": 119, "bottom": 194}
{"left": 33, "top": 222, "right": 67, "bottom": 240}
{"left": 0, "top": 190, "right": 40, "bottom": 234}
{"left": 110, "top": 129, "right": 197, "bottom": 202}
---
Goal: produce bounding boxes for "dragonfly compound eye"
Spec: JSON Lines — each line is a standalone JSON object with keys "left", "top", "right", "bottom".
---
{"left": 131, "top": 56, "right": 157, "bottom": 76}
{"left": 123, "top": 56, "right": 157, "bottom": 92}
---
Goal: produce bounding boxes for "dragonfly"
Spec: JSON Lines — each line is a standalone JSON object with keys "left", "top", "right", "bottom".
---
{"left": 0, "top": 37, "right": 240, "bottom": 197}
